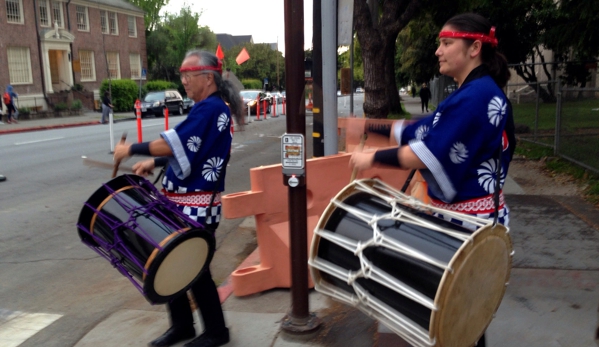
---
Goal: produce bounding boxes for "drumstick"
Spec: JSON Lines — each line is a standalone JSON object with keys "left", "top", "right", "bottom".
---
{"left": 350, "top": 133, "right": 368, "bottom": 182}
{"left": 82, "top": 156, "right": 134, "bottom": 173}
{"left": 112, "top": 132, "right": 128, "bottom": 178}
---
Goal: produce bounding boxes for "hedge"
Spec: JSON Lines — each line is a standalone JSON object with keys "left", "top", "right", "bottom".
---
{"left": 100, "top": 79, "right": 139, "bottom": 112}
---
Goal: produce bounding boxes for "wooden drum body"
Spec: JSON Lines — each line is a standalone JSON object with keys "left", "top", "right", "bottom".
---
{"left": 309, "top": 179, "right": 513, "bottom": 347}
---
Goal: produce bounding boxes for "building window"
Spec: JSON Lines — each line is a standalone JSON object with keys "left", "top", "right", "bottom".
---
{"left": 130, "top": 54, "right": 141, "bottom": 79}
{"left": 128, "top": 16, "right": 137, "bottom": 37}
{"left": 100, "top": 11, "right": 108, "bottom": 34}
{"left": 108, "top": 12, "right": 118, "bottom": 35}
{"left": 7, "top": 47, "right": 32, "bottom": 84}
{"left": 76, "top": 6, "right": 89, "bottom": 31}
{"left": 6, "top": 0, "right": 23, "bottom": 24}
{"left": 52, "top": 1, "right": 63, "bottom": 28}
{"left": 79, "top": 50, "right": 95, "bottom": 81}
{"left": 106, "top": 52, "right": 120, "bottom": 79}
{"left": 39, "top": 0, "right": 50, "bottom": 27}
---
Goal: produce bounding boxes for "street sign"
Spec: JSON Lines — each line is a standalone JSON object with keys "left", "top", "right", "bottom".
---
{"left": 141, "top": 68, "right": 147, "bottom": 80}
{"left": 281, "top": 133, "right": 305, "bottom": 175}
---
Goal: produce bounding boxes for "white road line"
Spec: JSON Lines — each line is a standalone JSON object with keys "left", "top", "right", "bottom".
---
{"left": 0, "top": 310, "right": 62, "bottom": 347}
{"left": 14, "top": 137, "right": 65, "bottom": 145}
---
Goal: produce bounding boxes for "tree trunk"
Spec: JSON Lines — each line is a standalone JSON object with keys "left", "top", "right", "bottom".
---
{"left": 354, "top": 0, "right": 422, "bottom": 118}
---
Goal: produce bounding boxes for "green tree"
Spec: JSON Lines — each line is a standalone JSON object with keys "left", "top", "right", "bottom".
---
{"left": 146, "top": 5, "right": 217, "bottom": 82}
{"left": 225, "top": 43, "right": 285, "bottom": 91}
{"left": 125, "top": 0, "right": 169, "bottom": 32}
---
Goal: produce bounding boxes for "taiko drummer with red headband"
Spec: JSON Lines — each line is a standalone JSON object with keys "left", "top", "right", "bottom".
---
{"left": 114, "top": 50, "right": 243, "bottom": 347}
{"left": 351, "top": 14, "right": 515, "bottom": 344}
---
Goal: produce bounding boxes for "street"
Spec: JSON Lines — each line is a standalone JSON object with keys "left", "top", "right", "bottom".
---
{"left": 0, "top": 95, "right": 364, "bottom": 347}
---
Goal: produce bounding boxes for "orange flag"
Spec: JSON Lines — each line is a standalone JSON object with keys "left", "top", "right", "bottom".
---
{"left": 236, "top": 47, "right": 250, "bottom": 65}
{"left": 216, "top": 44, "right": 224, "bottom": 60}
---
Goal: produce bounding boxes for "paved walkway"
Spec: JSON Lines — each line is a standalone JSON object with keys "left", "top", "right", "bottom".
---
{"left": 2, "top": 102, "right": 598, "bottom": 347}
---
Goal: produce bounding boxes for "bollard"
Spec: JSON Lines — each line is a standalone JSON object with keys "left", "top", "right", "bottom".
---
{"left": 282, "top": 97, "right": 286, "bottom": 115}
{"left": 247, "top": 103, "right": 252, "bottom": 124}
{"left": 272, "top": 99, "right": 278, "bottom": 118}
{"left": 262, "top": 100, "right": 267, "bottom": 120}
{"left": 256, "top": 99, "right": 262, "bottom": 121}
{"left": 164, "top": 107, "right": 169, "bottom": 130}
{"left": 135, "top": 99, "right": 142, "bottom": 143}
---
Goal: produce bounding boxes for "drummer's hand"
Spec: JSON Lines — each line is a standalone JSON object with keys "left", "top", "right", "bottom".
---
{"left": 132, "top": 159, "right": 155, "bottom": 177}
{"left": 350, "top": 151, "right": 375, "bottom": 171}
{"left": 113, "top": 142, "right": 131, "bottom": 162}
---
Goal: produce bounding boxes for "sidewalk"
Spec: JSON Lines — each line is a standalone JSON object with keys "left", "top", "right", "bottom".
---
{"left": 4, "top": 104, "right": 598, "bottom": 347}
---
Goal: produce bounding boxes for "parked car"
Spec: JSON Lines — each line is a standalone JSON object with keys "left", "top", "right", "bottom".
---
{"left": 137, "top": 90, "right": 184, "bottom": 118}
{"left": 269, "top": 91, "right": 284, "bottom": 104}
{"left": 356, "top": 87, "right": 365, "bottom": 93}
{"left": 240, "top": 90, "right": 272, "bottom": 115}
{"left": 182, "top": 97, "right": 194, "bottom": 113}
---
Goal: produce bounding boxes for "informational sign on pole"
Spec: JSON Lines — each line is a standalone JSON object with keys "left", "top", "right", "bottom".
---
{"left": 281, "top": 133, "right": 305, "bottom": 175}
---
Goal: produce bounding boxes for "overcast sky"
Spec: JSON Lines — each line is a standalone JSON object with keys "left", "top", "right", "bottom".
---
{"left": 160, "top": 0, "right": 314, "bottom": 53}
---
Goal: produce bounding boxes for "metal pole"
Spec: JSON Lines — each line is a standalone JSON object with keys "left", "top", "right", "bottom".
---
{"left": 280, "top": 0, "right": 320, "bottom": 334}
{"left": 554, "top": 79, "right": 561, "bottom": 156}
{"left": 312, "top": 0, "right": 324, "bottom": 157}
{"left": 322, "top": 0, "right": 338, "bottom": 155}
{"left": 350, "top": 35, "right": 354, "bottom": 116}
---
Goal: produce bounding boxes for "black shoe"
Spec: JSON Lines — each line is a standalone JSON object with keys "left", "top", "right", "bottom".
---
{"left": 183, "top": 328, "right": 229, "bottom": 347}
{"left": 149, "top": 326, "right": 196, "bottom": 347}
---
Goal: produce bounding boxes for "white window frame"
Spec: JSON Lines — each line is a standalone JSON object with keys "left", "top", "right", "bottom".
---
{"left": 6, "top": 0, "right": 24, "bottom": 24}
{"left": 79, "top": 50, "right": 96, "bottom": 82}
{"left": 129, "top": 53, "right": 141, "bottom": 79}
{"left": 100, "top": 10, "right": 108, "bottom": 34}
{"left": 128, "top": 16, "right": 137, "bottom": 37}
{"left": 7, "top": 47, "right": 33, "bottom": 85}
{"left": 76, "top": 5, "right": 89, "bottom": 32}
{"left": 51, "top": 1, "right": 64, "bottom": 28}
{"left": 106, "top": 52, "right": 120, "bottom": 79}
{"left": 108, "top": 12, "right": 118, "bottom": 35}
{"left": 39, "top": 0, "right": 50, "bottom": 27}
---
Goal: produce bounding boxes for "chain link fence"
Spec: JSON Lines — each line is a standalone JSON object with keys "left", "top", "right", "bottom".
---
{"left": 507, "top": 79, "right": 599, "bottom": 174}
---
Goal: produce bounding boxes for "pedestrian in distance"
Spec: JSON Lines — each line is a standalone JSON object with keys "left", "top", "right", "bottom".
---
{"left": 349, "top": 13, "right": 516, "bottom": 346}
{"left": 113, "top": 49, "right": 243, "bottom": 347}
{"left": 3, "top": 84, "right": 19, "bottom": 124}
{"left": 419, "top": 82, "right": 432, "bottom": 112}
{"left": 101, "top": 91, "right": 113, "bottom": 124}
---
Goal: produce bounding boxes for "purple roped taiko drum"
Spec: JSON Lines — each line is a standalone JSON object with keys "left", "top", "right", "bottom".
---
{"left": 77, "top": 174, "right": 214, "bottom": 304}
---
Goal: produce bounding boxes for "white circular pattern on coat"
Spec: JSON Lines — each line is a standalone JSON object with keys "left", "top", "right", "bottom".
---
{"left": 477, "top": 158, "right": 504, "bottom": 193}
{"left": 187, "top": 136, "right": 202, "bottom": 152}
{"left": 217, "top": 113, "right": 229, "bottom": 132}
{"left": 202, "top": 157, "right": 224, "bottom": 182}
{"left": 487, "top": 96, "right": 507, "bottom": 127}
{"left": 449, "top": 142, "right": 468, "bottom": 164}
{"left": 433, "top": 112, "right": 442, "bottom": 127}
{"left": 415, "top": 124, "right": 429, "bottom": 141}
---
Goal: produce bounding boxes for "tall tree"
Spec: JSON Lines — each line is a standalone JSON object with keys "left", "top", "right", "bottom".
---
{"left": 125, "top": 0, "right": 169, "bottom": 32}
{"left": 225, "top": 43, "right": 285, "bottom": 90}
{"left": 353, "top": 0, "right": 424, "bottom": 118}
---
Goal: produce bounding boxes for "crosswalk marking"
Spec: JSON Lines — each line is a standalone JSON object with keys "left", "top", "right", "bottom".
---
{"left": 0, "top": 310, "right": 62, "bottom": 347}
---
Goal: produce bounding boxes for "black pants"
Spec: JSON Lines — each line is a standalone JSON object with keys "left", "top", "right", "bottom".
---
{"left": 166, "top": 223, "right": 226, "bottom": 335}
{"left": 421, "top": 99, "right": 429, "bottom": 112}
{"left": 167, "top": 267, "right": 226, "bottom": 334}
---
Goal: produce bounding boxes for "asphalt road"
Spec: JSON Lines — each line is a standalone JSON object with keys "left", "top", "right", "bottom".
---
{"left": 0, "top": 94, "right": 365, "bottom": 347}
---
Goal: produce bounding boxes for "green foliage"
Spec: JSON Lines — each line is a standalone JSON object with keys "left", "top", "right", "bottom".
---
{"left": 72, "top": 83, "right": 84, "bottom": 92}
{"left": 146, "top": 5, "right": 217, "bottom": 82}
{"left": 225, "top": 43, "right": 285, "bottom": 90}
{"left": 125, "top": 0, "right": 168, "bottom": 31}
{"left": 70, "top": 99, "right": 83, "bottom": 110}
{"left": 54, "top": 102, "right": 68, "bottom": 111}
{"left": 100, "top": 79, "right": 139, "bottom": 112}
{"left": 145, "top": 80, "right": 178, "bottom": 92}
{"left": 241, "top": 79, "right": 262, "bottom": 90}
{"left": 338, "top": 39, "right": 364, "bottom": 88}
{"left": 17, "top": 106, "right": 31, "bottom": 115}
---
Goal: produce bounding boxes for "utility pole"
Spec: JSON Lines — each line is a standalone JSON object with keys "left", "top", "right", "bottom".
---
{"left": 312, "top": 0, "right": 324, "bottom": 157}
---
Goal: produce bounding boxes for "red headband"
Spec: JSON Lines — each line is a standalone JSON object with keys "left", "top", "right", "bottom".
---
{"left": 438, "top": 27, "right": 498, "bottom": 47}
{"left": 180, "top": 59, "right": 223, "bottom": 75}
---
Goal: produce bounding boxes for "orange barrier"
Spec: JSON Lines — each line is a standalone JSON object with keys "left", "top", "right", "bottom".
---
{"left": 256, "top": 99, "right": 262, "bottom": 121}
{"left": 222, "top": 126, "right": 412, "bottom": 296}
{"left": 164, "top": 107, "right": 169, "bottom": 130}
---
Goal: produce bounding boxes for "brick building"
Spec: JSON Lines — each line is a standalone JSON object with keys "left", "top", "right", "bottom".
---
{"left": 0, "top": 0, "right": 146, "bottom": 112}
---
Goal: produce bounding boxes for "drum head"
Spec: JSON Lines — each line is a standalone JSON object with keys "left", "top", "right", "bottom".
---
{"left": 143, "top": 228, "right": 214, "bottom": 304}
{"left": 430, "top": 223, "right": 512, "bottom": 347}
